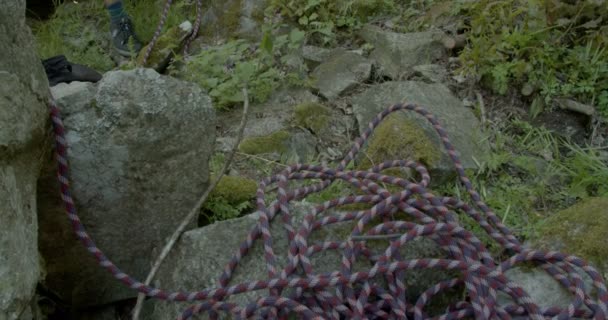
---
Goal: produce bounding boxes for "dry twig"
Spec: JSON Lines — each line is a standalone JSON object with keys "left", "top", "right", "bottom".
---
{"left": 131, "top": 88, "right": 251, "bottom": 320}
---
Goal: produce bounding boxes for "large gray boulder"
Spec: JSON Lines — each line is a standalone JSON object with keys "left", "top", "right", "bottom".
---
{"left": 359, "top": 25, "right": 446, "bottom": 79}
{"left": 37, "top": 69, "right": 216, "bottom": 307}
{"left": 145, "top": 202, "right": 452, "bottom": 319}
{"left": 0, "top": 0, "right": 49, "bottom": 319}
{"left": 350, "top": 81, "right": 488, "bottom": 183}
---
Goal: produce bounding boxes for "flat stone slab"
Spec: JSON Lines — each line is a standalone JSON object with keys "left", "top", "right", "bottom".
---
{"left": 359, "top": 24, "right": 446, "bottom": 79}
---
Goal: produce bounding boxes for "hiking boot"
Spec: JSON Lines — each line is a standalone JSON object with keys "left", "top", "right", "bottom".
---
{"left": 110, "top": 16, "right": 143, "bottom": 57}
{"left": 42, "top": 55, "right": 102, "bottom": 86}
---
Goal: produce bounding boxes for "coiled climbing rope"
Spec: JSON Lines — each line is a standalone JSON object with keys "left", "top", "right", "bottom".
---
{"left": 49, "top": 98, "right": 608, "bottom": 319}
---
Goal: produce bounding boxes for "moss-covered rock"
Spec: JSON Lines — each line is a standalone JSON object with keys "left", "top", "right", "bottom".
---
{"left": 351, "top": 81, "right": 489, "bottom": 185}
{"left": 136, "top": 21, "right": 192, "bottom": 72}
{"left": 238, "top": 130, "right": 291, "bottom": 155}
{"left": 293, "top": 102, "right": 331, "bottom": 133}
{"left": 532, "top": 197, "right": 608, "bottom": 279}
{"left": 359, "top": 112, "right": 441, "bottom": 170}
{"left": 210, "top": 175, "right": 257, "bottom": 205}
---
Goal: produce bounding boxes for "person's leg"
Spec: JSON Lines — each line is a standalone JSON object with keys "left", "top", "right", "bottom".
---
{"left": 104, "top": 0, "right": 143, "bottom": 57}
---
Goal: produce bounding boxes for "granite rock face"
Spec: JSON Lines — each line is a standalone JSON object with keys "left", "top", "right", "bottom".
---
{"left": 0, "top": 0, "right": 49, "bottom": 318}
{"left": 37, "top": 69, "right": 216, "bottom": 307}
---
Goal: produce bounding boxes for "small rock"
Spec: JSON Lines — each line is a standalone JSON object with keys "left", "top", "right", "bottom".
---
{"left": 284, "top": 129, "right": 318, "bottom": 163}
{"left": 462, "top": 97, "right": 475, "bottom": 108}
{"left": 452, "top": 74, "right": 467, "bottom": 84}
{"left": 311, "top": 50, "right": 372, "bottom": 100}
{"left": 237, "top": 129, "right": 318, "bottom": 164}
{"left": 412, "top": 64, "right": 448, "bottom": 83}
{"left": 245, "top": 88, "right": 320, "bottom": 138}
{"left": 521, "top": 83, "right": 535, "bottom": 96}
{"left": 358, "top": 24, "right": 446, "bottom": 79}
{"left": 302, "top": 45, "right": 333, "bottom": 66}
{"left": 498, "top": 267, "right": 587, "bottom": 314}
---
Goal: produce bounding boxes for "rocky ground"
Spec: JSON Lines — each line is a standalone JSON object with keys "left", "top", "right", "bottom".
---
{"left": 4, "top": 0, "right": 606, "bottom": 319}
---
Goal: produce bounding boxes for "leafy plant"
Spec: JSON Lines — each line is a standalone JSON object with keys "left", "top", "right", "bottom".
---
{"left": 268, "top": 0, "right": 397, "bottom": 45}
{"left": 201, "top": 197, "right": 252, "bottom": 225}
{"left": 181, "top": 25, "right": 308, "bottom": 109}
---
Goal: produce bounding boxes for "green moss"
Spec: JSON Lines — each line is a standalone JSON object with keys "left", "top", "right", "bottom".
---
{"left": 238, "top": 130, "right": 291, "bottom": 155}
{"left": 136, "top": 25, "right": 183, "bottom": 67}
{"left": 534, "top": 197, "right": 608, "bottom": 270}
{"left": 294, "top": 102, "right": 331, "bottom": 133}
{"left": 359, "top": 112, "right": 440, "bottom": 170}
{"left": 210, "top": 175, "right": 257, "bottom": 205}
{"left": 201, "top": 174, "right": 257, "bottom": 225}
{"left": 224, "top": 0, "right": 244, "bottom": 37}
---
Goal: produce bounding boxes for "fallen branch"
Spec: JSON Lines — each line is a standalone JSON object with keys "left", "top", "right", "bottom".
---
{"left": 350, "top": 234, "right": 403, "bottom": 241}
{"left": 131, "top": 88, "right": 251, "bottom": 320}
{"left": 235, "top": 151, "right": 289, "bottom": 168}
{"left": 475, "top": 91, "right": 487, "bottom": 126}
{"left": 555, "top": 98, "right": 596, "bottom": 116}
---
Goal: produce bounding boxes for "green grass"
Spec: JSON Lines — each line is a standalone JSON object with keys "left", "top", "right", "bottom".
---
{"left": 457, "top": 0, "right": 608, "bottom": 117}
{"left": 438, "top": 119, "right": 608, "bottom": 254}
{"left": 31, "top": 0, "right": 114, "bottom": 71}
{"left": 30, "top": 0, "right": 193, "bottom": 72}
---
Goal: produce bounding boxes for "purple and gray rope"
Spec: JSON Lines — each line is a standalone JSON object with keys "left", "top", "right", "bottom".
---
{"left": 48, "top": 98, "right": 608, "bottom": 319}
